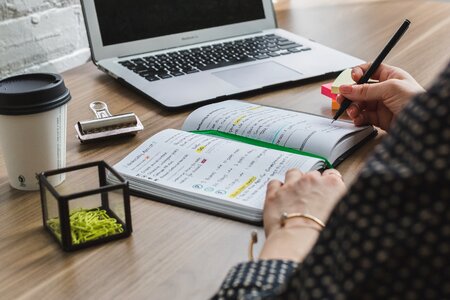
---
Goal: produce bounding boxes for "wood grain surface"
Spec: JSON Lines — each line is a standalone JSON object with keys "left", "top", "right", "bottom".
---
{"left": 1, "top": 1, "right": 449, "bottom": 299}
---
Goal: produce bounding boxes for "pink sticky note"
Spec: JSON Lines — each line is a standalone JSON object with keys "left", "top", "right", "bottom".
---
{"left": 321, "top": 82, "right": 337, "bottom": 99}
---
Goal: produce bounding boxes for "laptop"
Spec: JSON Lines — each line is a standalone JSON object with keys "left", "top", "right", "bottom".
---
{"left": 81, "top": 0, "right": 364, "bottom": 108}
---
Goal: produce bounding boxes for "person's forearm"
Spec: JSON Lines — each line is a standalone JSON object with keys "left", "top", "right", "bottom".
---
{"left": 259, "top": 220, "right": 321, "bottom": 262}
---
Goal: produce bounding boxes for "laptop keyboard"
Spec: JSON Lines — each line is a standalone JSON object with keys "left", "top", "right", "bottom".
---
{"left": 118, "top": 34, "right": 311, "bottom": 82}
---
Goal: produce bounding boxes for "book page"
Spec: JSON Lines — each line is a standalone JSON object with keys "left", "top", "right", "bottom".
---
{"left": 182, "top": 100, "right": 372, "bottom": 160}
{"left": 113, "top": 129, "right": 323, "bottom": 210}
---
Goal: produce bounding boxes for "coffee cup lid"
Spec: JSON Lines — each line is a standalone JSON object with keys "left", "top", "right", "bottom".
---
{"left": 0, "top": 73, "right": 71, "bottom": 115}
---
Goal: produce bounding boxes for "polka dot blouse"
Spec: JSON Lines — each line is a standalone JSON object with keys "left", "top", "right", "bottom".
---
{"left": 212, "top": 62, "right": 450, "bottom": 299}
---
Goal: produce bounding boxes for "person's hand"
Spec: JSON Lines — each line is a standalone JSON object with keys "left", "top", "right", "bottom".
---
{"left": 263, "top": 169, "right": 346, "bottom": 237}
{"left": 337, "top": 63, "right": 425, "bottom": 131}
{"left": 258, "top": 169, "right": 346, "bottom": 261}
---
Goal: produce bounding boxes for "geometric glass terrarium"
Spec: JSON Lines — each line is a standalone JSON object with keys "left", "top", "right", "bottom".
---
{"left": 38, "top": 161, "right": 132, "bottom": 251}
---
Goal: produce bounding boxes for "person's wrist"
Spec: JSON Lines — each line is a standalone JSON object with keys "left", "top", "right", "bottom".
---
{"left": 259, "top": 224, "right": 320, "bottom": 261}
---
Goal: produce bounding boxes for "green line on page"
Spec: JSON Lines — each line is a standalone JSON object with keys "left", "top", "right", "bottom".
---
{"left": 190, "top": 130, "right": 332, "bottom": 168}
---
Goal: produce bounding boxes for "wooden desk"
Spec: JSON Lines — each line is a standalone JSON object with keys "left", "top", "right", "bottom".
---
{"left": 1, "top": 1, "right": 449, "bottom": 299}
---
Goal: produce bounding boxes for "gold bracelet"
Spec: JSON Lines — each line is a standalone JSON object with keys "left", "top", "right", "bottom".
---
{"left": 248, "top": 214, "right": 325, "bottom": 260}
{"left": 280, "top": 212, "right": 326, "bottom": 230}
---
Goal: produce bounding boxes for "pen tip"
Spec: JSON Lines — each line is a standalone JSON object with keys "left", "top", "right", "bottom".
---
{"left": 331, "top": 119, "right": 335, "bottom": 124}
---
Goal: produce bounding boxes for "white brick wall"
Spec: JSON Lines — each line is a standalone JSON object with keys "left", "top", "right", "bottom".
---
{"left": 0, "top": 0, "right": 90, "bottom": 78}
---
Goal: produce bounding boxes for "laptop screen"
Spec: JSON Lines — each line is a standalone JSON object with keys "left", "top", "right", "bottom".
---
{"left": 94, "top": 0, "right": 266, "bottom": 47}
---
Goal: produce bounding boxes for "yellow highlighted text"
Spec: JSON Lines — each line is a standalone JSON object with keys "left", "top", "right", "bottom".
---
{"left": 229, "top": 176, "right": 257, "bottom": 198}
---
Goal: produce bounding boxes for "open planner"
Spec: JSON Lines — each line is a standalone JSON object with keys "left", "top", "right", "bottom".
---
{"left": 110, "top": 100, "right": 376, "bottom": 223}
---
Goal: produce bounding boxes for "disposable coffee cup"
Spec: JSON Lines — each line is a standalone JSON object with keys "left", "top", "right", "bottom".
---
{"left": 0, "top": 73, "right": 71, "bottom": 190}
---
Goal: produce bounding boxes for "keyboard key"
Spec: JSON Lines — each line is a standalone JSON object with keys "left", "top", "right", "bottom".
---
{"left": 138, "top": 71, "right": 152, "bottom": 77}
{"left": 255, "top": 54, "right": 270, "bottom": 59}
{"left": 145, "top": 76, "right": 160, "bottom": 82}
{"left": 278, "top": 40, "right": 295, "bottom": 46}
{"left": 131, "top": 58, "right": 145, "bottom": 64}
{"left": 268, "top": 52, "right": 280, "bottom": 57}
{"left": 143, "top": 57, "right": 156, "bottom": 63}
{"left": 279, "top": 43, "right": 301, "bottom": 50}
{"left": 159, "top": 74, "right": 173, "bottom": 79}
{"left": 119, "top": 61, "right": 134, "bottom": 67}
{"left": 133, "top": 65, "right": 149, "bottom": 72}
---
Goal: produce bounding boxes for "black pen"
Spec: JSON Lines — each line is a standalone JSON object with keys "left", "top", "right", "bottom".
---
{"left": 332, "top": 19, "right": 411, "bottom": 123}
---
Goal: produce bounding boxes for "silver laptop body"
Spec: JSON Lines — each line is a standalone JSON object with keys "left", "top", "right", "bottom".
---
{"left": 81, "top": 0, "right": 364, "bottom": 108}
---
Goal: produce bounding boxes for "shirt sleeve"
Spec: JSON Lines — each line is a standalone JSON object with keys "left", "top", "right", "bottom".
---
{"left": 211, "top": 260, "right": 298, "bottom": 300}
{"left": 211, "top": 61, "right": 450, "bottom": 300}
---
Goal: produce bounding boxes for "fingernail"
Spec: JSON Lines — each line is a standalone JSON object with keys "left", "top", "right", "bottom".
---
{"left": 339, "top": 85, "right": 352, "bottom": 94}
{"left": 348, "top": 107, "right": 356, "bottom": 117}
{"left": 347, "top": 107, "right": 355, "bottom": 117}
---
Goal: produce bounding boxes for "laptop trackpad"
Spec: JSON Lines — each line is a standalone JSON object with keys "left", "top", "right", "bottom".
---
{"left": 213, "top": 61, "right": 302, "bottom": 89}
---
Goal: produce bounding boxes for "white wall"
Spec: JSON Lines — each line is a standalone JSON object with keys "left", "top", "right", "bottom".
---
{"left": 0, "top": 0, "right": 90, "bottom": 78}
